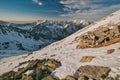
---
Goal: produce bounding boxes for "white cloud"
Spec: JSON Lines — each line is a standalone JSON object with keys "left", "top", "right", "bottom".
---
{"left": 60, "top": 0, "right": 120, "bottom": 21}
{"left": 32, "top": 0, "right": 43, "bottom": 6}
{"left": 38, "top": 2, "right": 42, "bottom": 5}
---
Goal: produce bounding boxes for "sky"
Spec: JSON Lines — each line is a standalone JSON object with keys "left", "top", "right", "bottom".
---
{"left": 0, "top": 0, "right": 120, "bottom": 22}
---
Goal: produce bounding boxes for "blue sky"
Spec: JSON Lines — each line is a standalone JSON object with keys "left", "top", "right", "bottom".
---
{"left": 0, "top": 0, "right": 120, "bottom": 21}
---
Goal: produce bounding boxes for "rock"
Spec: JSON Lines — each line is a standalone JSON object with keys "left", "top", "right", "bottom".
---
{"left": 107, "top": 49, "right": 115, "bottom": 54}
{"left": 65, "top": 75, "right": 76, "bottom": 80}
{"left": 44, "top": 59, "right": 61, "bottom": 71}
{"left": 35, "top": 66, "right": 51, "bottom": 80}
{"left": 0, "top": 59, "right": 61, "bottom": 80}
{"left": 114, "top": 74, "right": 120, "bottom": 80}
{"left": 42, "top": 75, "right": 59, "bottom": 80}
{"left": 78, "top": 76, "right": 89, "bottom": 80}
{"left": 22, "top": 70, "right": 34, "bottom": 80}
{"left": 76, "top": 23, "right": 120, "bottom": 49}
{"left": 80, "top": 56, "right": 95, "bottom": 62}
{"left": 75, "top": 65, "right": 111, "bottom": 80}
{"left": 0, "top": 71, "right": 16, "bottom": 80}
{"left": 22, "top": 74, "right": 34, "bottom": 80}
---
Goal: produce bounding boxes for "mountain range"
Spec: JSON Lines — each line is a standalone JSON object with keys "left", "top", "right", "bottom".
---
{"left": 0, "top": 10, "right": 120, "bottom": 80}
{"left": 0, "top": 20, "right": 89, "bottom": 58}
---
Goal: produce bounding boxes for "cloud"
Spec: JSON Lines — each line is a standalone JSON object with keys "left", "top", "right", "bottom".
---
{"left": 32, "top": 0, "right": 43, "bottom": 6}
{"left": 60, "top": 0, "right": 120, "bottom": 21}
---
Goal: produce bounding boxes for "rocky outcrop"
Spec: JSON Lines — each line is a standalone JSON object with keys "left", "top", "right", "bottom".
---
{"left": 0, "top": 59, "right": 61, "bottom": 80}
{"left": 74, "top": 65, "right": 111, "bottom": 80}
{"left": 80, "top": 56, "right": 95, "bottom": 62}
{"left": 76, "top": 23, "right": 120, "bottom": 48}
{"left": 1, "top": 63, "right": 119, "bottom": 80}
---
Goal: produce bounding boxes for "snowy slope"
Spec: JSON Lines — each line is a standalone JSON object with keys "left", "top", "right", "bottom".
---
{"left": 0, "top": 23, "right": 47, "bottom": 54}
{"left": 0, "top": 10, "right": 120, "bottom": 79}
{"left": 0, "top": 20, "right": 89, "bottom": 58}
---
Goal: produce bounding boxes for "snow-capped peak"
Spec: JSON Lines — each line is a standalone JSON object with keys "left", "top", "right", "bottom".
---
{"left": 36, "top": 19, "right": 47, "bottom": 25}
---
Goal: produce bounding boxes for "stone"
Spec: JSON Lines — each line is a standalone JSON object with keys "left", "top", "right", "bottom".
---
{"left": 0, "top": 71, "right": 16, "bottom": 80}
{"left": 0, "top": 59, "right": 61, "bottom": 80}
{"left": 22, "top": 74, "right": 33, "bottom": 80}
{"left": 76, "top": 23, "right": 120, "bottom": 49}
{"left": 75, "top": 65, "right": 111, "bottom": 80}
{"left": 80, "top": 56, "right": 95, "bottom": 62}
{"left": 65, "top": 75, "right": 76, "bottom": 80}
{"left": 107, "top": 49, "right": 115, "bottom": 54}
{"left": 44, "top": 59, "right": 61, "bottom": 71}
{"left": 42, "top": 75, "right": 59, "bottom": 80}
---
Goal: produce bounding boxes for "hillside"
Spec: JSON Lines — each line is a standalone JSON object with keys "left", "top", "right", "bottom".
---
{"left": 0, "top": 9, "right": 120, "bottom": 80}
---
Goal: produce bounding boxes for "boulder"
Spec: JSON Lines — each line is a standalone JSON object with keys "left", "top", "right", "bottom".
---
{"left": 75, "top": 65, "right": 111, "bottom": 80}
{"left": 65, "top": 75, "right": 76, "bottom": 80}
{"left": 107, "top": 49, "right": 115, "bottom": 54}
{"left": 44, "top": 59, "right": 61, "bottom": 71}
{"left": 80, "top": 56, "right": 95, "bottom": 62}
